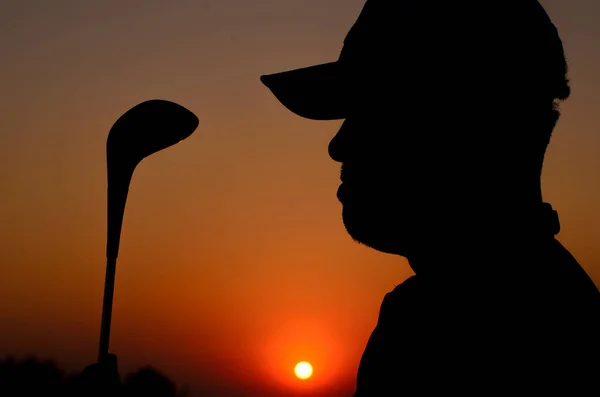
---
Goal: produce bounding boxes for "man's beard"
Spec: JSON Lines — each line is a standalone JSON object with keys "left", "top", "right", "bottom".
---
{"left": 341, "top": 201, "right": 412, "bottom": 256}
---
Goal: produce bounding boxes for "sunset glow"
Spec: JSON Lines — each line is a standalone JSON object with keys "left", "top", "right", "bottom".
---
{"left": 295, "top": 361, "right": 313, "bottom": 379}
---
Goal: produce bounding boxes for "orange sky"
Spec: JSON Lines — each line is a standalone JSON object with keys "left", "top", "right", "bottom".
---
{"left": 1, "top": 1, "right": 599, "bottom": 395}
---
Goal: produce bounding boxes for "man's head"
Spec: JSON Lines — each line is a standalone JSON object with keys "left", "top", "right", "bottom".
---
{"left": 261, "top": 0, "right": 570, "bottom": 258}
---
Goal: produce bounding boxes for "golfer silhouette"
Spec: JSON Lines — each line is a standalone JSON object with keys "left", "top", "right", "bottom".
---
{"left": 261, "top": 1, "right": 600, "bottom": 395}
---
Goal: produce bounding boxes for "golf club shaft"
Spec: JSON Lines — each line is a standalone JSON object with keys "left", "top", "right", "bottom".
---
{"left": 98, "top": 256, "right": 117, "bottom": 362}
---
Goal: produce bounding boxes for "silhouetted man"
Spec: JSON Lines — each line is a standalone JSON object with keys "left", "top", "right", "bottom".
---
{"left": 261, "top": 1, "right": 600, "bottom": 395}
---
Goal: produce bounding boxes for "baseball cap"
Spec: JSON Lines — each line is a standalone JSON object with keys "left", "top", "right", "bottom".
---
{"left": 260, "top": 0, "right": 569, "bottom": 121}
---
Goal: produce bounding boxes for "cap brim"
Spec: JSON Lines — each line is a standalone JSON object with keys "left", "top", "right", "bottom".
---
{"left": 260, "top": 62, "right": 348, "bottom": 120}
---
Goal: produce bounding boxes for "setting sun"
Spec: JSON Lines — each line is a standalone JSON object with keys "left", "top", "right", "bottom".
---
{"left": 294, "top": 361, "right": 313, "bottom": 380}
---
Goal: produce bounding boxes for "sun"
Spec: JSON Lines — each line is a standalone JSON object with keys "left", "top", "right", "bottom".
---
{"left": 294, "top": 361, "right": 313, "bottom": 380}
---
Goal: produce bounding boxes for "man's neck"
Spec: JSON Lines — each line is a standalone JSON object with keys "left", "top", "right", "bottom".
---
{"left": 406, "top": 201, "right": 559, "bottom": 281}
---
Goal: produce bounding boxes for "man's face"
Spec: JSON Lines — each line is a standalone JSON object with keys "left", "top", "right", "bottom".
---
{"left": 328, "top": 105, "right": 449, "bottom": 256}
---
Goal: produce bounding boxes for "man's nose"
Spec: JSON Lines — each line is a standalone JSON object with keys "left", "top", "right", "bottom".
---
{"left": 328, "top": 119, "right": 350, "bottom": 162}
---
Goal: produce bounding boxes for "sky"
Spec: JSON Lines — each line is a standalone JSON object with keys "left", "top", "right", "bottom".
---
{"left": 0, "top": 0, "right": 599, "bottom": 396}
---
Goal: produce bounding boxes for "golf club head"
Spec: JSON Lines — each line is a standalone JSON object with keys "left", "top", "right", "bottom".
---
{"left": 106, "top": 99, "right": 199, "bottom": 260}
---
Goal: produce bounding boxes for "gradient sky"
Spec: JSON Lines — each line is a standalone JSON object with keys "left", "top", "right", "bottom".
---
{"left": 1, "top": 1, "right": 599, "bottom": 396}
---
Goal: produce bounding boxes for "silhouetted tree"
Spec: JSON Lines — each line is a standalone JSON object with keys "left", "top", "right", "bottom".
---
{"left": 0, "top": 356, "right": 187, "bottom": 397}
{"left": 124, "top": 366, "right": 177, "bottom": 397}
{"left": 0, "top": 356, "right": 65, "bottom": 397}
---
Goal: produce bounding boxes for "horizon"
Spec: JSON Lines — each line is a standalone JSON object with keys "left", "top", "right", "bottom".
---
{"left": 1, "top": 0, "right": 599, "bottom": 396}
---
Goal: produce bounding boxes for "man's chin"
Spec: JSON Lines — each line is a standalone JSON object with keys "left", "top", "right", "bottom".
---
{"left": 341, "top": 208, "right": 408, "bottom": 256}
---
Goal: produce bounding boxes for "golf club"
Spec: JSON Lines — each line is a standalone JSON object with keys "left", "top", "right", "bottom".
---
{"left": 100, "top": 99, "right": 199, "bottom": 362}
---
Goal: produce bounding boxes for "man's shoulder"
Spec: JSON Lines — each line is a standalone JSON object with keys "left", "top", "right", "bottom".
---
{"left": 544, "top": 239, "right": 599, "bottom": 300}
